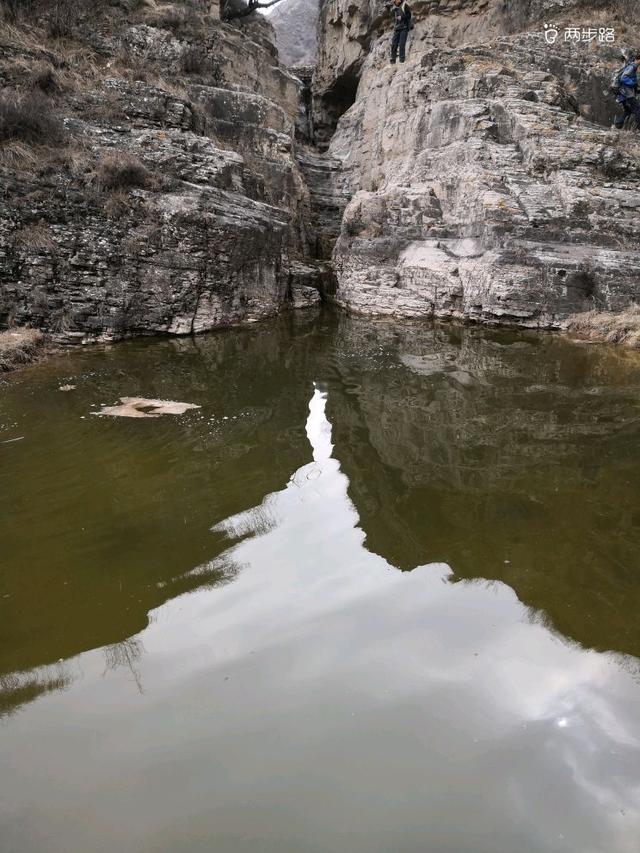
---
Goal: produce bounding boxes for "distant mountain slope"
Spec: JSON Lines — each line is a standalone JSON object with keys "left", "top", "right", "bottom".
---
{"left": 270, "top": 0, "right": 319, "bottom": 66}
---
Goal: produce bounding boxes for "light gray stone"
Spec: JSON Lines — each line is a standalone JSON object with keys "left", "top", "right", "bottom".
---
{"left": 314, "top": 0, "right": 640, "bottom": 328}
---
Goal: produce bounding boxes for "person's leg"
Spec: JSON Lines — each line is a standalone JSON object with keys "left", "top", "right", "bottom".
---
{"left": 391, "top": 30, "right": 399, "bottom": 64}
{"left": 399, "top": 29, "right": 408, "bottom": 62}
{"left": 615, "top": 100, "right": 630, "bottom": 129}
{"left": 629, "top": 96, "right": 640, "bottom": 129}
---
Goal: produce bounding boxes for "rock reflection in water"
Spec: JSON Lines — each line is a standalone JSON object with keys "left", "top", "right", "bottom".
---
{"left": 326, "top": 318, "right": 640, "bottom": 658}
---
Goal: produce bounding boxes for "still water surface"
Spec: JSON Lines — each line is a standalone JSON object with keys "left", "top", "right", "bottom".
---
{"left": 1, "top": 310, "right": 640, "bottom": 852}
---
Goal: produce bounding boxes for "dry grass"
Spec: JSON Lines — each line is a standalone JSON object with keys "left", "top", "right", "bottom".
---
{"left": 0, "top": 21, "right": 47, "bottom": 52}
{"left": 112, "top": 48, "right": 189, "bottom": 97}
{"left": 45, "top": 0, "right": 77, "bottom": 39}
{"left": 0, "top": 328, "right": 47, "bottom": 372}
{"left": 93, "top": 152, "right": 151, "bottom": 190}
{"left": 0, "top": 139, "right": 41, "bottom": 169}
{"left": 0, "top": 89, "right": 64, "bottom": 144}
{"left": 181, "top": 43, "right": 208, "bottom": 74}
{"left": 143, "top": 3, "right": 187, "bottom": 31}
{"left": 27, "top": 61, "right": 61, "bottom": 94}
{"left": 568, "top": 306, "right": 640, "bottom": 349}
{"left": 0, "top": 137, "right": 91, "bottom": 176}
{"left": 180, "top": 43, "right": 224, "bottom": 83}
{"left": 102, "top": 187, "right": 137, "bottom": 217}
{"left": 14, "top": 222, "right": 57, "bottom": 251}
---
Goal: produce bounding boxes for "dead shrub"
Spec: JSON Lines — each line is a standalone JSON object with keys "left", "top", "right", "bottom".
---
{"left": 94, "top": 153, "right": 151, "bottom": 191}
{"left": 568, "top": 306, "right": 640, "bottom": 349}
{"left": 146, "top": 3, "right": 186, "bottom": 31}
{"left": 0, "top": 328, "right": 46, "bottom": 372}
{"left": 102, "top": 188, "right": 136, "bottom": 217}
{"left": 181, "top": 44, "right": 208, "bottom": 75}
{"left": 2, "top": 0, "right": 38, "bottom": 21}
{"left": 0, "top": 89, "right": 64, "bottom": 145}
{"left": 28, "top": 63, "right": 61, "bottom": 95}
{"left": 45, "top": 0, "right": 77, "bottom": 38}
{"left": 14, "top": 222, "right": 57, "bottom": 251}
{"left": 0, "top": 140, "right": 40, "bottom": 169}
{"left": 144, "top": 1, "right": 205, "bottom": 33}
{"left": 180, "top": 44, "right": 224, "bottom": 83}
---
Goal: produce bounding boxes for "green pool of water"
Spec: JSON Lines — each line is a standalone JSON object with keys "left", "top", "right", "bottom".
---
{"left": 2, "top": 310, "right": 640, "bottom": 852}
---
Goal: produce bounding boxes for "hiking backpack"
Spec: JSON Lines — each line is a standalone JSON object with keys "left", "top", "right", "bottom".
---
{"left": 610, "top": 65, "right": 626, "bottom": 96}
{"left": 611, "top": 62, "right": 637, "bottom": 96}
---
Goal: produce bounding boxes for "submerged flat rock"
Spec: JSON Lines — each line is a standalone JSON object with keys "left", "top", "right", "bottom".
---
{"left": 91, "top": 397, "right": 200, "bottom": 418}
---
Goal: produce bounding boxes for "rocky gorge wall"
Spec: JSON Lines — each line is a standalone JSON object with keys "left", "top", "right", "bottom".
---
{"left": 2, "top": 0, "right": 639, "bottom": 343}
{"left": 0, "top": 0, "right": 320, "bottom": 342}
{"left": 313, "top": 0, "right": 640, "bottom": 328}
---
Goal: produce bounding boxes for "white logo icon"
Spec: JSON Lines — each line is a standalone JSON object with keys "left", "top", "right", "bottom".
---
{"left": 544, "top": 23, "right": 559, "bottom": 45}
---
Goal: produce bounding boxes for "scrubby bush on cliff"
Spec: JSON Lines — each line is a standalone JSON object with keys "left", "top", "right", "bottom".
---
{"left": 0, "top": 90, "right": 64, "bottom": 145}
{"left": 94, "top": 153, "right": 151, "bottom": 191}
{"left": 181, "top": 44, "right": 208, "bottom": 74}
{"left": 142, "top": 2, "right": 205, "bottom": 32}
{"left": 27, "top": 63, "right": 62, "bottom": 95}
{"left": 1, "top": 0, "right": 79, "bottom": 33}
{"left": 180, "top": 44, "right": 224, "bottom": 83}
{"left": 45, "top": 0, "right": 76, "bottom": 37}
{"left": 145, "top": 3, "right": 186, "bottom": 31}
{"left": 1, "top": 0, "right": 35, "bottom": 20}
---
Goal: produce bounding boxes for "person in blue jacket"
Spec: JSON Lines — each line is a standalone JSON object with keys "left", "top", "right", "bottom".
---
{"left": 387, "top": 0, "right": 413, "bottom": 65}
{"left": 614, "top": 50, "right": 640, "bottom": 130}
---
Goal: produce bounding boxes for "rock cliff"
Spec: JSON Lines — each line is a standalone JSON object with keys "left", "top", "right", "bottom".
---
{"left": 0, "top": 0, "right": 319, "bottom": 342}
{"left": 2, "top": 0, "right": 639, "bottom": 342}
{"left": 314, "top": 0, "right": 640, "bottom": 327}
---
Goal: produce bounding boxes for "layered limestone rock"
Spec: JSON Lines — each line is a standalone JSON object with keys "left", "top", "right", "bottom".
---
{"left": 0, "top": 1, "right": 317, "bottom": 342}
{"left": 315, "top": 0, "right": 640, "bottom": 327}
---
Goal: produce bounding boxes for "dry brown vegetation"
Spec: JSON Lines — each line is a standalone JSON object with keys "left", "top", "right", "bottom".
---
{"left": 14, "top": 222, "right": 57, "bottom": 251}
{"left": 27, "top": 62, "right": 61, "bottom": 94}
{"left": 568, "top": 306, "right": 640, "bottom": 349}
{"left": 93, "top": 152, "right": 152, "bottom": 191}
{"left": 141, "top": 1, "right": 211, "bottom": 34}
{"left": 0, "top": 328, "right": 47, "bottom": 372}
{"left": 0, "top": 89, "right": 64, "bottom": 144}
{"left": 45, "top": 0, "right": 76, "bottom": 38}
{"left": 181, "top": 43, "right": 208, "bottom": 74}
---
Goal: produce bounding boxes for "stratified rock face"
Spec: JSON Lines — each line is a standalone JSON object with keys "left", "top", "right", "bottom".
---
{"left": 0, "top": 3, "right": 313, "bottom": 342}
{"left": 316, "top": 0, "right": 640, "bottom": 327}
{"left": 270, "top": 0, "right": 320, "bottom": 66}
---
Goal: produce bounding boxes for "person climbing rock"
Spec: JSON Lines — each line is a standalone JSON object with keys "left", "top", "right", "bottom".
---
{"left": 613, "top": 49, "right": 640, "bottom": 130}
{"left": 386, "top": 0, "right": 413, "bottom": 65}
